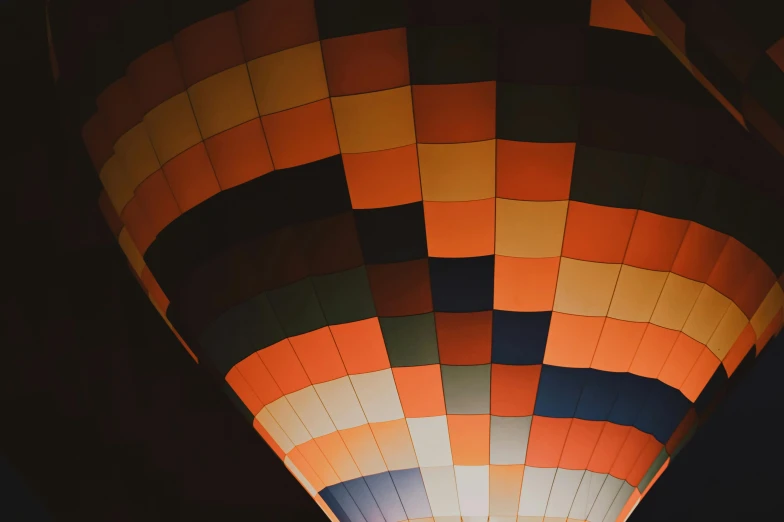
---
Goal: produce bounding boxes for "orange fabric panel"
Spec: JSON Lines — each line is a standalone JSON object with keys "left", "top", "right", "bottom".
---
{"left": 722, "top": 323, "right": 755, "bottom": 377}
{"left": 369, "top": 419, "right": 419, "bottom": 470}
{"left": 204, "top": 118, "right": 274, "bottom": 190}
{"left": 289, "top": 447, "right": 326, "bottom": 492}
{"left": 671, "top": 222, "right": 728, "bottom": 282}
{"left": 666, "top": 408, "right": 696, "bottom": 455}
{"left": 735, "top": 256, "right": 777, "bottom": 319}
{"left": 496, "top": 141, "right": 574, "bottom": 201}
{"left": 447, "top": 414, "right": 491, "bottom": 466}
{"left": 226, "top": 366, "right": 263, "bottom": 415}
{"left": 298, "top": 439, "right": 340, "bottom": 487}
{"left": 489, "top": 465, "right": 524, "bottom": 517}
{"left": 261, "top": 99, "right": 340, "bottom": 169}
{"left": 561, "top": 202, "right": 636, "bottom": 263}
{"left": 628, "top": 324, "right": 679, "bottom": 378}
{"left": 680, "top": 348, "right": 721, "bottom": 402}
{"left": 627, "top": 437, "right": 663, "bottom": 487}
{"left": 173, "top": 12, "right": 245, "bottom": 87}
{"left": 707, "top": 238, "right": 758, "bottom": 302}
{"left": 121, "top": 197, "right": 156, "bottom": 255}
{"left": 330, "top": 318, "right": 391, "bottom": 375}
{"left": 544, "top": 313, "right": 605, "bottom": 368}
{"left": 559, "top": 419, "right": 605, "bottom": 470}
{"left": 658, "top": 333, "right": 704, "bottom": 389}
{"left": 342, "top": 144, "right": 422, "bottom": 209}
{"left": 435, "top": 311, "right": 493, "bottom": 365}
{"left": 393, "top": 365, "right": 446, "bottom": 418}
{"left": 609, "top": 428, "right": 650, "bottom": 481}
{"left": 526, "top": 416, "right": 572, "bottom": 468}
{"left": 341, "top": 424, "right": 387, "bottom": 476}
{"left": 618, "top": 488, "right": 642, "bottom": 522}
{"left": 590, "top": 0, "right": 654, "bottom": 35}
{"left": 236, "top": 0, "right": 320, "bottom": 60}
{"left": 289, "top": 327, "right": 348, "bottom": 384}
{"left": 490, "top": 364, "right": 541, "bottom": 417}
{"left": 236, "top": 353, "right": 283, "bottom": 406}
{"left": 623, "top": 211, "right": 689, "bottom": 271}
{"left": 314, "top": 432, "right": 361, "bottom": 482}
{"left": 253, "top": 418, "right": 286, "bottom": 460}
{"left": 322, "top": 28, "right": 410, "bottom": 96}
{"left": 423, "top": 199, "right": 496, "bottom": 257}
{"left": 134, "top": 169, "right": 181, "bottom": 237}
{"left": 141, "top": 268, "right": 169, "bottom": 312}
{"left": 591, "top": 318, "right": 647, "bottom": 373}
{"left": 126, "top": 43, "right": 185, "bottom": 115}
{"left": 768, "top": 37, "right": 784, "bottom": 70}
{"left": 412, "top": 82, "right": 496, "bottom": 143}
{"left": 162, "top": 143, "right": 221, "bottom": 213}
{"left": 588, "top": 423, "right": 631, "bottom": 474}
{"left": 494, "top": 256, "right": 560, "bottom": 312}
{"left": 257, "top": 340, "right": 311, "bottom": 394}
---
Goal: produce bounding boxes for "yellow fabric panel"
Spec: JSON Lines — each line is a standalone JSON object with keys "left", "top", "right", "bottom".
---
{"left": 495, "top": 199, "right": 568, "bottom": 258}
{"left": 650, "top": 273, "right": 703, "bottom": 331}
{"left": 554, "top": 258, "right": 622, "bottom": 317}
{"left": 331, "top": 86, "right": 417, "bottom": 153}
{"left": 707, "top": 302, "right": 749, "bottom": 360}
{"left": 418, "top": 140, "right": 495, "bottom": 202}
{"left": 113, "top": 123, "right": 160, "bottom": 188}
{"left": 99, "top": 155, "right": 134, "bottom": 213}
{"left": 608, "top": 265, "right": 668, "bottom": 323}
{"left": 247, "top": 42, "right": 329, "bottom": 116}
{"left": 188, "top": 64, "right": 259, "bottom": 138}
{"left": 751, "top": 282, "right": 784, "bottom": 337}
{"left": 117, "top": 228, "right": 145, "bottom": 275}
{"left": 143, "top": 92, "right": 202, "bottom": 164}
{"left": 682, "top": 284, "right": 732, "bottom": 344}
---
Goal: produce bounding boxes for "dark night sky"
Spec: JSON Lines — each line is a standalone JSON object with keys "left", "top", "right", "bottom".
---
{"left": 3, "top": 1, "right": 782, "bottom": 521}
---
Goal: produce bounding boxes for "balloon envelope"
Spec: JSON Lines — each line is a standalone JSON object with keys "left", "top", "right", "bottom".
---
{"left": 50, "top": 0, "right": 784, "bottom": 521}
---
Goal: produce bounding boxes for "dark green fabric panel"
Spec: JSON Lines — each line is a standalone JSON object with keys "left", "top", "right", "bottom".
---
{"left": 266, "top": 279, "right": 327, "bottom": 338}
{"left": 570, "top": 145, "right": 650, "bottom": 209}
{"left": 441, "top": 364, "right": 491, "bottom": 414}
{"left": 314, "top": 0, "right": 407, "bottom": 40}
{"left": 692, "top": 172, "right": 754, "bottom": 244}
{"left": 499, "top": 0, "right": 591, "bottom": 24}
{"left": 407, "top": 25, "right": 498, "bottom": 84}
{"left": 584, "top": 26, "right": 716, "bottom": 107}
{"left": 312, "top": 267, "right": 377, "bottom": 326}
{"left": 199, "top": 293, "right": 285, "bottom": 375}
{"left": 637, "top": 447, "right": 670, "bottom": 493}
{"left": 496, "top": 83, "right": 579, "bottom": 142}
{"left": 640, "top": 158, "right": 706, "bottom": 222}
{"left": 379, "top": 313, "right": 439, "bottom": 367}
{"left": 169, "top": 0, "right": 245, "bottom": 34}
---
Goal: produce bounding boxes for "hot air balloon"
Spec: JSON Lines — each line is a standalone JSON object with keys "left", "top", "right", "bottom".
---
{"left": 47, "top": 0, "right": 784, "bottom": 521}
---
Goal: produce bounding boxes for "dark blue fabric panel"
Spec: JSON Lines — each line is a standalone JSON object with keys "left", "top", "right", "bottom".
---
{"left": 429, "top": 256, "right": 494, "bottom": 312}
{"left": 327, "top": 483, "right": 366, "bottom": 522}
{"left": 364, "top": 472, "right": 408, "bottom": 522}
{"left": 389, "top": 468, "right": 432, "bottom": 519}
{"left": 343, "top": 478, "right": 385, "bottom": 522}
{"left": 491, "top": 311, "right": 551, "bottom": 364}
{"left": 534, "top": 365, "right": 587, "bottom": 417}
{"left": 320, "top": 487, "right": 352, "bottom": 522}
